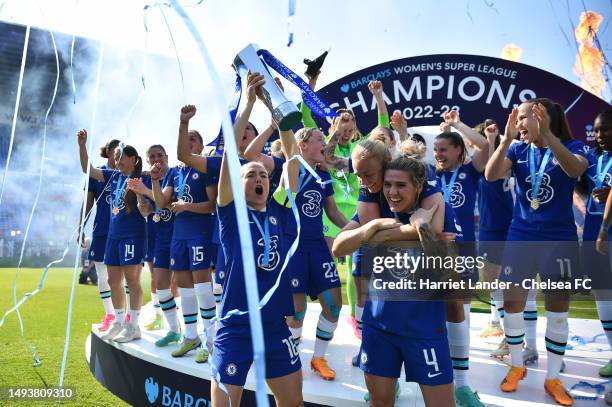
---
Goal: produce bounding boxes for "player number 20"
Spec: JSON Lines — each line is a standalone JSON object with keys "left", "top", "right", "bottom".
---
{"left": 323, "top": 262, "right": 338, "bottom": 279}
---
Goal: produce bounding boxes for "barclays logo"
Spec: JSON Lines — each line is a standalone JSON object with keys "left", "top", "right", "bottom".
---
{"left": 340, "top": 83, "right": 350, "bottom": 93}
{"left": 144, "top": 377, "right": 211, "bottom": 406}
{"left": 145, "top": 377, "right": 159, "bottom": 404}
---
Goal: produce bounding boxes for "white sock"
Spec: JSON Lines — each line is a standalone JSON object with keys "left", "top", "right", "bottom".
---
{"left": 313, "top": 314, "right": 337, "bottom": 358}
{"left": 115, "top": 309, "right": 126, "bottom": 325}
{"left": 504, "top": 312, "right": 525, "bottom": 367}
{"left": 213, "top": 282, "right": 223, "bottom": 316}
{"left": 545, "top": 311, "right": 568, "bottom": 379}
{"left": 491, "top": 289, "right": 503, "bottom": 323}
{"left": 179, "top": 287, "right": 198, "bottom": 339}
{"left": 355, "top": 305, "right": 364, "bottom": 332}
{"left": 151, "top": 292, "right": 162, "bottom": 316}
{"left": 289, "top": 326, "right": 302, "bottom": 345}
{"left": 524, "top": 293, "right": 538, "bottom": 350}
{"left": 463, "top": 303, "right": 471, "bottom": 327}
{"left": 158, "top": 288, "right": 180, "bottom": 333}
{"left": 194, "top": 282, "right": 216, "bottom": 336}
{"left": 595, "top": 296, "right": 612, "bottom": 349}
{"left": 493, "top": 289, "right": 505, "bottom": 321}
{"left": 128, "top": 309, "right": 140, "bottom": 327}
{"left": 124, "top": 282, "right": 130, "bottom": 310}
{"left": 447, "top": 319, "right": 470, "bottom": 388}
{"left": 95, "top": 262, "right": 114, "bottom": 315}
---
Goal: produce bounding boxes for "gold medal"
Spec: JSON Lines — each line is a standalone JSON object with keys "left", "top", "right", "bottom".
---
{"left": 531, "top": 199, "right": 539, "bottom": 210}
{"left": 153, "top": 214, "right": 160, "bottom": 222}
{"left": 112, "top": 207, "right": 120, "bottom": 215}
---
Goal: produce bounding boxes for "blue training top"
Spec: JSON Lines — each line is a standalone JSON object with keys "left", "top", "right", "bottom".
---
{"left": 88, "top": 164, "right": 114, "bottom": 237}
{"left": 102, "top": 169, "right": 146, "bottom": 239}
{"left": 583, "top": 147, "right": 612, "bottom": 241}
{"left": 506, "top": 140, "right": 588, "bottom": 241}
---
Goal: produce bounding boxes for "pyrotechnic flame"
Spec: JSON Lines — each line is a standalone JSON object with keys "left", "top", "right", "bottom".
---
{"left": 573, "top": 11, "right": 605, "bottom": 96}
{"left": 501, "top": 43, "right": 522, "bottom": 62}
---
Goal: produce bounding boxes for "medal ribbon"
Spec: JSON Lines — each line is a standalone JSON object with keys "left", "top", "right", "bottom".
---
{"left": 595, "top": 152, "right": 612, "bottom": 188}
{"left": 154, "top": 169, "right": 172, "bottom": 217}
{"left": 113, "top": 175, "right": 128, "bottom": 211}
{"left": 249, "top": 210, "right": 270, "bottom": 267}
{"left": 529, "top": 145, "right": 552, "bottom": 207}
{"left": 440, "top": 166, "right": 460, "bottom": 203}
{"left": 176, "top": 167, "right": 191, "bottom": 200}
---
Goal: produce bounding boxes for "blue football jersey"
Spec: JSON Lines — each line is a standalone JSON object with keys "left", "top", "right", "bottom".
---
{"left": 478, "top": 176, "right": 513, "bottom": 233}
{"left": 217, "top": 200, "right": 294, "bottom": 325}
{"left": 171, "top": 166, "right": 214, "bottom": 240}
{"left": 88, "top": 164, "right": 114, "bottom": 237}
{"left": 144, "top": 168, "right": 176, "bottom": 243}
{"left": 102, "top": 169, "right": 146, "bottom": 239}
{"left": 436, "top": 162, "right": 480, "bottom": 242}
{"left": 506, "top": 140, "right": 588, "bottom": 241}
{"left": 583, "top": 148, "right": 612, "bottom": 241}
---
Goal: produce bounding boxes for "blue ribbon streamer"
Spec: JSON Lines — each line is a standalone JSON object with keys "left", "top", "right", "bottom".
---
{"left": 287, "top": 0, "right": 296, "bottom": 47}
{"left": 258, "top": 49, "right": 337, "bottom": 119}
{"left": 569, "top": 379, "right": 612, "bottom": 400}
{"left": 168, "top": 2, "right": 268, "bottom": 405}
{"left": 565, "top": 333, "right": 608, "bottom": 351}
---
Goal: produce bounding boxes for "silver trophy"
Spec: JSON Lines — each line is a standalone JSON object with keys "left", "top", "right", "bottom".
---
{"left": 233, "top": 44, "right": 302, "bottom": 131}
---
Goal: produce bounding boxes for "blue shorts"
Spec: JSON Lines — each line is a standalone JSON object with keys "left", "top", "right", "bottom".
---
{"left": 170, "top": 237, "right": 214, "bottom": 272}
{"left": 104, "top": 237, "right": 145, "bottom": 266}
{"left": 88, "top": 235, "right": 107, "bottom": 262}
{"left": 214, "top": 245, "right": 226, "bottom": 285}
{"left": 478, "top": 229, "right": 508, "bottom": 265}
{"left": 359, "top": 323, "right": 453, "bottom": 385}
{"left": 211, "top": 321, "right": 302, "bottom": 386}
{"left": 144, "top": 231, "right": 156, "bottom": 263}
{"left": 500, "top": 234, "right": 580, "bottom": 287}
{"left": 288, "top": 239, "right": 340, "bottom": 298}
{"left": 153, "top": 239, "right": 171, "bottom": 269}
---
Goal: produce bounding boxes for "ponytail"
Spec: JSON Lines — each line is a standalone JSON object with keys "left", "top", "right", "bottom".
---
{"left": 120, "top": 145, "right": 141, "bottom": 214}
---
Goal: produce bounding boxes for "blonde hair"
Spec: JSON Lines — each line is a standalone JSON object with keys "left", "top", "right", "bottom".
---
{"left": 270, "top": 139, "right": 284, "bottom": 158}
{"left": 351, "top": 139, "right": 388, "bottom": 163}
{"left": 394, "top": 139, "right": 427, "bottom": 160}
{"left": 329, "top": 109, "right": 363, "bottom": 142}
{"left": 368, "top": 126, "right": 394, "bottom": 146}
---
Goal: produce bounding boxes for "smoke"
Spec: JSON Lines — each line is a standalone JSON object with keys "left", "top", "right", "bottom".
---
{"left": 572, "top": 10, "right": 605, "bottom": 97}
{"left": 500, "top": 43, "right": 522, "bottom": 62}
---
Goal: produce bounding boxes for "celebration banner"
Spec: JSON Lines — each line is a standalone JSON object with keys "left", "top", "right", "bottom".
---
{"left": 311, "top": 54, "right": 611, "bottom": 143}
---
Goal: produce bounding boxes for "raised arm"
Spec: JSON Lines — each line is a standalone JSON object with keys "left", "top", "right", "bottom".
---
{"left": 76, "top": 129, "right": 104, "bottom": 181}
{"left": 150, "top": 163, "right": 173, "bottom": 208}
{"left": 176, "top": 105, "right": 208, "bottom": 173}
{"left": 390, "top": 110, "right": 410, "bottom": 142}
{"left": 368, "top": 80, "right": 389, "bottom": 127}
{"left": 485, "top": 109, "right": 516, "bottom": 181}
{"left": 533, "top": 103, "right": 588, "bottom": 178}
{"left": 445, "top": 111, "right": 489, "bottom": 172}
{"left": 300, "top": 74, "right": 319, "bottom": 129}
{"left": 218, "top": 72, "right": 266, "bottom": 206}
{"left": 243, "top": 120, "right": 276, "bottom": 173}
{"left": 322, "top": 130, "right": 349, "bottom": 173}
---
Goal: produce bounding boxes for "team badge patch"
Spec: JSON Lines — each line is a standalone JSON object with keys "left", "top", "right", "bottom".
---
{"left": 192, "top": 173, "right": 199, "bottom": 180}
{"left": 269, "top": 216, "right": 277, "bottom": 225}
{"left": 226, "top": 363, "right": 237, "bottom": 376}
{"left": 360, "top": 352, "right": 368, "bottom": 365}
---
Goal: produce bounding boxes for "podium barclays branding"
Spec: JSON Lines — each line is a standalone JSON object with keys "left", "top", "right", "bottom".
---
{"left": 144, "top": 376, "right": 211, "bottom": 407}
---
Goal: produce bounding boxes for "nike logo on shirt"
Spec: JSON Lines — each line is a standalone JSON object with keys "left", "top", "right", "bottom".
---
{"left": 517, "top": 159, "right": 528, "bottom": 164}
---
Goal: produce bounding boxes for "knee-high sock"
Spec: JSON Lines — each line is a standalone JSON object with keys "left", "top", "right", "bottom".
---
{"left": 124, "top": 281, "right": 130, "bottom": 310}
{"left": 94, "top": 262, "right": 114, "bottom": 315}
{"left": 194, "top": 282, "right": 216, "bottom": 337}
{"left": 447, "top": 318, "right": 470, "bottom": 388}
{"left": 314, "top": 314, "right": 337, "bottom": 358}
{"left": 158, "top": 288, "right": 180, "bottom": 333}
{"left": 179, "top": 287, "right": 198, "bottom": 340}
{"left": 545, "top": 311, "right": 568, "bottom": 379}
{"left": 524, "top": 290, "right": 538, "bottom": 350}
{"left": 128, "top": 309, "right": 140, "bottom": 327}
{"left": 151, "top": 292, "right": 161, "bottom": 316}
{"left": 491, "top": 289, "right": 503, "bottom": 323}
{"left": 595, "top": 294, "right": 612, "bottom": 351}
{"left": 504, "top": 312, "right": 525, "bottom": 367}
{"left": 355, "top": 305, "right": 364, "bottom": 333}
{"left": 213, "top": 282, "right": 223, "bottom": 316}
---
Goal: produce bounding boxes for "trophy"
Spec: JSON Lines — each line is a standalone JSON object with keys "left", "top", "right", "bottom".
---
{"left": 233, "top": 44, "right": 302, "bottom": 131}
